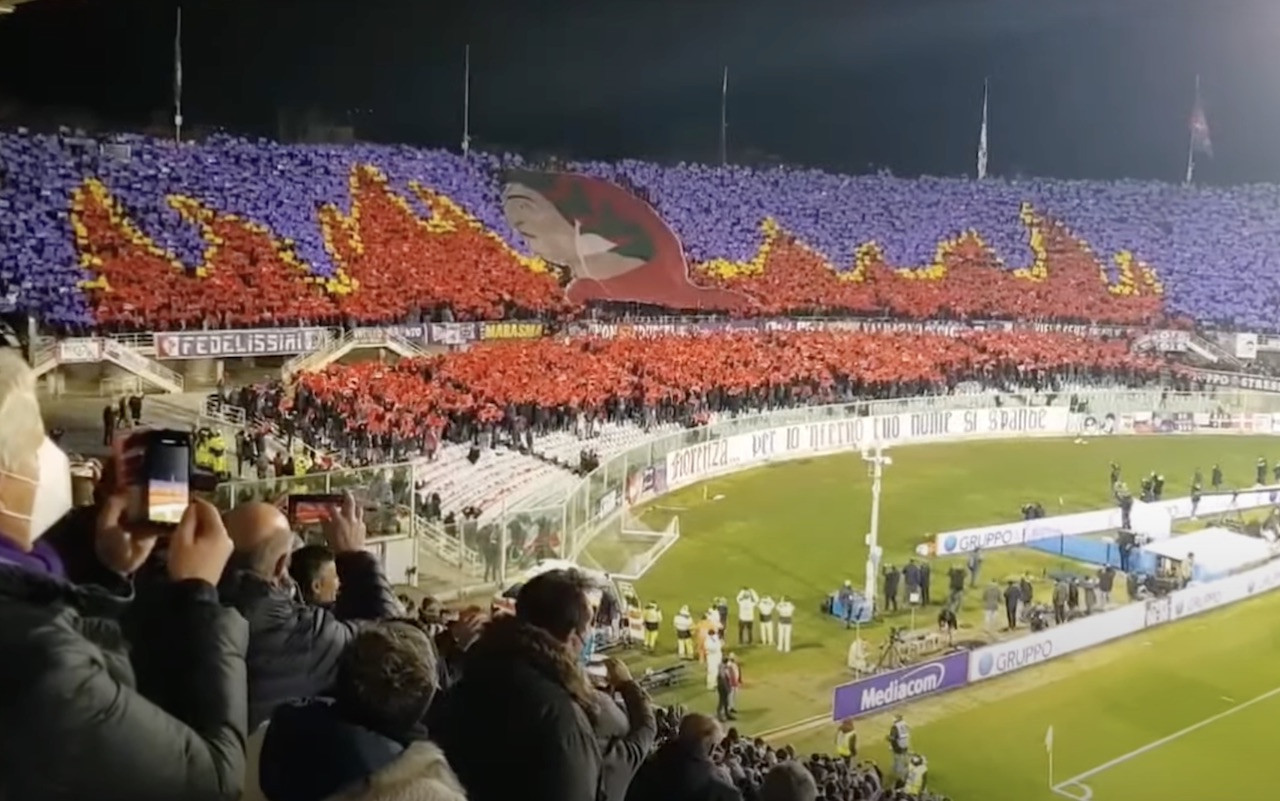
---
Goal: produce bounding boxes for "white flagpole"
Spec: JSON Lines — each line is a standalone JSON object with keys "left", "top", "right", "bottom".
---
{"left": 461, "top": 44, "right": 471, "bottom": 157}
{"left": 719, "top": 66, "right": 728, "bottom": 166}
{"left": 977, "top": 77, "right": 989, "bottom": 180}
{"left": 1185, "top": 74, "right": 1200, "bottom": 185}
{"left": 173, "top": 7, "right": 183, "bottom": 144}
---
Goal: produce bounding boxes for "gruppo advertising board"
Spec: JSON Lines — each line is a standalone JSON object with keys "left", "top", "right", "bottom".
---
{"left": 966, "top": 603, "right": 1146, "bottom": 683}
{"left": 665, "top": 407, "right": 1069, "bottom": 491}
{"left": 831, "top": 652, "right": 969, "bottom": 720}
{"left": 932, "top": 485, "right": 1280, "bottom": 556}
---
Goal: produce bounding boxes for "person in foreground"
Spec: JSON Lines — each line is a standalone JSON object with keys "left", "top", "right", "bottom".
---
{"left": 430, "top": 568, "right": 603, "bottom": 801}
{"left": 0, "top": 343, "right": 248, "bottom": 801}
{"left": 218, "top": 493, "right": 400, "bottom": 728}
{"left": 625, "top": 713, "right": 742, "bottom": 801}
{"left": 250, "top": 621, "right": 465, "bottom": 801}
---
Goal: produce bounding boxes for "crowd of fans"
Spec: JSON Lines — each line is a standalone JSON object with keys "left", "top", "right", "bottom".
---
{"left": 242, "top": 330, "right": 1171, "bottom": 465}
{"left": 12, "top": 132, "right": 1246, "bottom": 332}
{"left": 0, "top": 348, "right": 945, "bottom": 801}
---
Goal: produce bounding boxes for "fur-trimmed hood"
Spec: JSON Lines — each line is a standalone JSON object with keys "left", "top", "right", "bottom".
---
{"left": 464, "top": 614, "right": 597, "bottom": 721}
{"left": 324, "top": 741, "right": 466, "bottom": 801}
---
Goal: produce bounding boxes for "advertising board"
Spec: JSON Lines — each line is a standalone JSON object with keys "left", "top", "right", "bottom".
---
{"left": 966, "top": 603, "right": 1145, "bottom": 683}
{"left": 934, "top": 485, "right": 1280, "bottom": 556}
{"left": 665, "top": 407, "right": 1069, "bottom": 491}
{"left": 154, "top": 328, "right": 331, "bottom": 359}
{"left": 831, "top": 652, "right": 969, "bottom": 720}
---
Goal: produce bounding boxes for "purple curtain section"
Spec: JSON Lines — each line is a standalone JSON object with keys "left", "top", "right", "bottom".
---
{"left": 2, "top": 131, "right": 1277, "bottom": 330}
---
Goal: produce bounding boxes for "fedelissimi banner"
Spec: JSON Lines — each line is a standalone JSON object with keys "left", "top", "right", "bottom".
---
{"left": 665, "top": 407, "right": 1069, "bottom": 491}
{"left": 831, "top": 652, "right": 969, "bottom": 720}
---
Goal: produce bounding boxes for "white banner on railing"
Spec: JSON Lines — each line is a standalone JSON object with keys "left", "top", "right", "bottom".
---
{"left": 934, "top": 485, "right": 1280, "bottom": 556}
{"left": 665, "top": 407, "right": 1070, "bottom": 491}
{"left": 967, "top": 603, "right": 1146, "bottom": 683}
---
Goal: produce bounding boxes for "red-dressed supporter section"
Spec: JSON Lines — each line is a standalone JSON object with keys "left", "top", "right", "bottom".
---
{"left": 284, "top": 331, "right": 1167, "bottom": 458}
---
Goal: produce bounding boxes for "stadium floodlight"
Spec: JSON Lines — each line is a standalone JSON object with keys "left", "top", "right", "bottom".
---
{"left": 861, "top": 445, "right": 892, "bottom": 616}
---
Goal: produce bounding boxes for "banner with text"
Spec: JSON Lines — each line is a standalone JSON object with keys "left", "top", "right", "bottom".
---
{"left": 934, "top": 484, "right": 1280, "bottom": 556}
{"left": 665, "top": 407, "right": 1070, "bottom": 491}
{"left": 154, "top": 328, "right": 331, "bottom": 359}
{"left": 831, "top": 651, "right": 969, "bottom": 720}
{"left": 967, "top": 603, "right": 1146, "bottom": 683}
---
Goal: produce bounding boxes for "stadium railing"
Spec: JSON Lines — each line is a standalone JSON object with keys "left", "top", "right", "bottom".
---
{"left": 212, "top": 388, "right": 1280, "bottom": 594}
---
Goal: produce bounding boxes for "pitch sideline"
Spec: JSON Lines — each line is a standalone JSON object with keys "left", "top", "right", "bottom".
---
{"left": 1049, "top": 685, "right": 1280, "bottom": 800}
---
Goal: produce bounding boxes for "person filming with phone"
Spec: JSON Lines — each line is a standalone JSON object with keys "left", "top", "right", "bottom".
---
{"left": 218, "top": 492, "right": 399, "bottom": 730}
{"left": 0, "top": 349, "right": 250, "bottom": 801}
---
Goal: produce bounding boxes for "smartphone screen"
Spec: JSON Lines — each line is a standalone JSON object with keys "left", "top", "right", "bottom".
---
{"left": 145, "top": 433, "right": 191, "bottom": 526}
{"left": 288, "top": 494, "right": 343, "bottom": 526}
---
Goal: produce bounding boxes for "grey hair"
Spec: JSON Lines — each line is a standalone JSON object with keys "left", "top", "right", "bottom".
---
{"left": 0, "top": 349, "right": 44, "bottom": 473}
{"left": 760, "top": 761, "right": 819, "bottom": 801}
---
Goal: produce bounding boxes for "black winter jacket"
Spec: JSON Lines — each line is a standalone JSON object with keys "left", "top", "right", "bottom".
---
{"left": 429, "top": 615, "right": 602, "bottom": 801}
{"left": 625, "top": 740, "right": 743, "bottom": 801}
{"left": 0, "top": 564, "right": 249, "bottom": 801}
{"left": 219, "top": 550, "right": 400, "bottom": 729}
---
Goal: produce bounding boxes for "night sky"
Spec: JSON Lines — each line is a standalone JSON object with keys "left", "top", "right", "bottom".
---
{"left": 0, "top": 0, "right": 1277, "bottom": 183}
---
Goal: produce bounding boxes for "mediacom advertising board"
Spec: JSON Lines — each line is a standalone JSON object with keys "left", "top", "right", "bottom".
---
{"left": 831, "top": 652, "right": 969, "bottom": 720}
{"left": 665, "top": 407, "right": 1068, "bottom": 491}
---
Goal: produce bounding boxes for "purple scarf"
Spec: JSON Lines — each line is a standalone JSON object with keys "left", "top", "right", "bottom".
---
{"left": 0, "top": 535, "right": 67, "bottom": 580}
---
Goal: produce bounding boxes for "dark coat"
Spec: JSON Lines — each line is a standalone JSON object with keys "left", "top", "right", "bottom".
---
{"left": 596, "top": 683, "right": 658, "bottom": 801}
{"left": 219, "top": 550, "right": 399, "bottom": 729}
{"left": 0, "top": 564, "right": 249, "bottom": 801}
{"left": 625, "top": 740, "right": 742, "bottom": 801}
{"left": 429, "top": 615, "right": 602, "bottom": 801}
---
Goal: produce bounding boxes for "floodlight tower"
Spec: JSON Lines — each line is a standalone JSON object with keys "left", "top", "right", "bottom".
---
{"left": 861, "top": 445, "right": 893, "bottom": 616}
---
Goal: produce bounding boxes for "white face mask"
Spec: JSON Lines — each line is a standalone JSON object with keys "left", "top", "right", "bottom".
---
{"left": 0, "top": 437, "right": 73, "bottom": 542}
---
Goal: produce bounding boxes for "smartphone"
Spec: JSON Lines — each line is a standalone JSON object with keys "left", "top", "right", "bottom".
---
{"left": 288, "top": 493, "right": 344, "bottom": 526}
{"left": 119, "top": 429, "right": 191, "bottom": 528}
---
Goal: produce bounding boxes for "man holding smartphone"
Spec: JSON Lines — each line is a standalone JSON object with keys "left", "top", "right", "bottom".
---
{"left": 218, "top": 492, "right": 400, "bottom": 729}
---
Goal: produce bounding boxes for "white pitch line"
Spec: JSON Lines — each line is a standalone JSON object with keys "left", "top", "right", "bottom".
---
{"left": 1051, "top": 685, "right": 1280, "bottom": 799}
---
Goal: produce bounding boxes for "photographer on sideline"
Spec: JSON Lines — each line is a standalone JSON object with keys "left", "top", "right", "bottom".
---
{"left": 0, "top": 348, "right": 248, "bottom": 801}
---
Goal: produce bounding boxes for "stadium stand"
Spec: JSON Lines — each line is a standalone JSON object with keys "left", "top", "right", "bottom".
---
{"left": 241, "top": 330, "right": 1170, "bottom": 469}
{"left": 5, "top": 131, "right": 1279, "bottom": 332}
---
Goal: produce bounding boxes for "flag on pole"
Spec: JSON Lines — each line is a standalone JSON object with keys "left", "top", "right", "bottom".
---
{"left": 1044, "top": 725, "right": 1055, "bottom": 752}
{"left": 977, "top": 79, "right": 989, "bottom": 180}
{"left": 1190, "top": 77, "right": 1213, "bottom": 158}
{"left": 1186, "top": 75, "right": 1211, "bottom": 184}
{"left": 173, "top": 7, "right": 184, "bottom": 137}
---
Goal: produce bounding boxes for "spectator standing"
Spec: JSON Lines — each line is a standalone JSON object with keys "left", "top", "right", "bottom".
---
{"left": 1003, "top": 580, "right": 1020, "bottom": 630}
{"left": 759, "top": 761, "right": 818, "bottom": 801}
{"left": 882, "top": 564, "right": 899, "bottom": 612}
{"left": 594, "top": 657, "right": 657, "bottom": 801}
{"left": 946, "top": 563, "right": 966, "bottom": 607}
{"left": 757, "top": 595, "right": 775, "bottom": 646}
{"left": 982, "top": 580, "right": 1001, "bottom": 633}
{"left": 288, "top": 544, "right": 339, "bottom": 607}
{"left": 735, "top": 586, "right": 758, "bottom": 644}
{"left": 775, "top": 596, "right": 795, "bottom": 653}
{"left": 919, "top": 560, "right": 932, "bottom": 606}
{"left": 887, "top": 714, "right": 911, "bottom": 778}
{"left": 1052, "top": 579, "right": 1070, "bottom": 625}
{"left": 218, "top": 494, "right": 399, "bottom": 729}
{"left": 625, "top": 713, "right": 742, "bottom": 801}
{"left": 251, "top": 622, "right": 465, "bottom": 801}
{"left": 834, "top": 719, "right": 857, "bottom": 766}
{"left": 430, "top": 568, "right": 603, "bottom": 801}
{"left": 715, "top": 660, "right": 734, "bottom": 721}
{"left": 0, "top": 349, "right": 250, "bottom": 801}
{"left": 902, "top": 560, "right": 920, "bottom": 605}
{"left": 1098, "top": 565, "right": 1115, "bottom": 607}
{"left": 967, "top": 547, "right": 983, "bottom": 587}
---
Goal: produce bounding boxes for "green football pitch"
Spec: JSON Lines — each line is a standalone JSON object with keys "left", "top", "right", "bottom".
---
{"left": 613, "top": 434, "right": 1280, "bottom": 799}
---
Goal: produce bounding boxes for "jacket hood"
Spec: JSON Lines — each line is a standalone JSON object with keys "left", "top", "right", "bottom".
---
{"left": 464, "top": 615, "right": 597, "bottom": 721}
{"left": 259, "top": 699, "right": 406, "bottom": 801}
{"left": 325, "top": 741, "right": 467, "bottom": 801}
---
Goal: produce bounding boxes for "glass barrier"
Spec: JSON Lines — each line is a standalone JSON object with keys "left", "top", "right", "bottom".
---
{"left": 211, "top": 389, "right": 1268, "bottom": 591}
